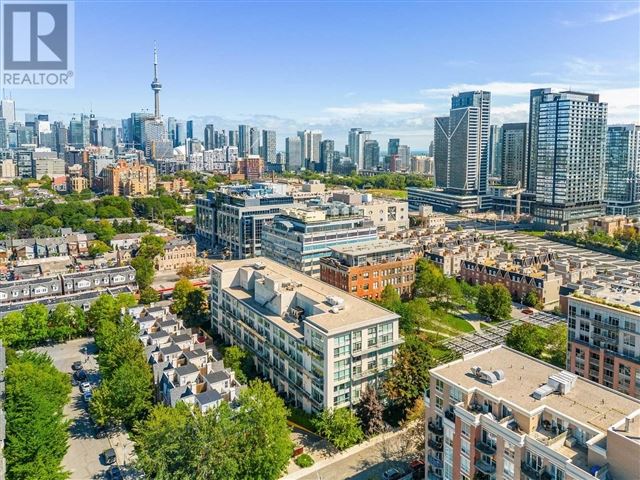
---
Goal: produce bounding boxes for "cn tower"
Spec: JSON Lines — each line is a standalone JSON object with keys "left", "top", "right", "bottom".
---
{"left": 151, "top": 45, "right": 162, "bottom": 119}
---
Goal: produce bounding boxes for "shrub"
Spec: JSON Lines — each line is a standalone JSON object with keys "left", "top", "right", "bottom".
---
{"left": 295, "top": 453, "right": 314, "bottom": 468}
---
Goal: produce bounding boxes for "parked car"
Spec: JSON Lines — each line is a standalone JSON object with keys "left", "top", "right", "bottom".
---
{"left": 107, "top": 466, "right": 123, "bottom": 480}
{"left": 72, "top": 361, "right": 83, "bottom": 371}
{"left": 80, "top": 382, "right": 91, "bottom": 393}
{"left": 382, "top": 468, "right": 402, "bottom": 480}
{"left": 83, "top": 390, "right": 92, "bottom": 403}
{"left": 74, "top": 369, "right": 87, "bottom": 381}
{"left": 521, "top": 308, "right": 534, "bottom": 315}
{"left": 102, "top": 448, "right": 117, "bottom": 465}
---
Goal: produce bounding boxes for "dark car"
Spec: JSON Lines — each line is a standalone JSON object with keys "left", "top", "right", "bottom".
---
{"left": 72, "top": 361, "right": 83, "bottom": 371}
{"left": 102, "top": 448, "right": 117, "bottom": 465}
{"left": 107, "top": 465, "right": 123, "bottom": 480}
{"left": 73, "top": 369, "right": 87, "bottom": 381}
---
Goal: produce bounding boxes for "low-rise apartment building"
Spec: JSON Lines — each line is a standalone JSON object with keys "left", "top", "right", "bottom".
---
{"left": 210, "top": 258, "right": 403, "bottom": 412}
{"left": 132, "top": 305, "right": 242, "bottom": 413}
{"left": 331, "top": 191, "right": 409, "bottom": 233}
{"left": 319, "top": 240, "right": 416, "bottom": 299}
{"left": 154, "top": 237, "right": 197, "bottom": 272}
{"left": 426, "top": 346, "right": 640, "bottom": 480}
{"left": 459, "top": 251, "right": 562, "bottom": 306}
{"left": 101, "top": 159, "right": 156, "bottom": 196}
{"left": 566, "top": 274, "right": 640, "bottom": 399}
{"left": 261, "top": 203, "right": 379, "bottom": 278}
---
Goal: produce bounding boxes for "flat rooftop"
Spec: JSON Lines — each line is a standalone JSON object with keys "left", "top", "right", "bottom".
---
{"left": 574, "top": 281, "right": 640, "bottom": 312}
{"left": 432, "top": 346, "right": 640, "bottom": 434}
{"left": 214, "top": 257, "right": 399, "bottom": 335}
{"left": 329, "top": 239, "right": 413, "bottom": 256}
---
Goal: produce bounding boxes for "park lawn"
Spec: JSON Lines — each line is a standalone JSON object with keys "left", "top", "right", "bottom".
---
{"left": 366, "top": 188, "right": 408, "bottom": 200}
{"left": 434, "top": 313, "right": 475, "bottom": 333}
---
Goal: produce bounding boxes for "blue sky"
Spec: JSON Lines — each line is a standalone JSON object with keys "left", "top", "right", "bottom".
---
{"left": 14, "top": 0, "right": 640, "bottom": 149}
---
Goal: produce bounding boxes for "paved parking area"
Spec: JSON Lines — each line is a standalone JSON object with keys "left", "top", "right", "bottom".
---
{"left": 35, "top": 338, "right": 136, "bottom": 479}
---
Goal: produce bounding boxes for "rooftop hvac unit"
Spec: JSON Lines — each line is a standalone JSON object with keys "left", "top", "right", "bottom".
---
{"left": 470, "top": 366, "right": 505, "bottom": 385}
{"left": 548, "top": 371, "right": 577, "bottom": 395}
{"left": 253, "top": 262, "right": 266, "bottom": 270}
{"left": 533, "top": 384, "right": 555, "bottom": 400}
{"left": 326, "top": 295, "right": 345, "bottom": 307}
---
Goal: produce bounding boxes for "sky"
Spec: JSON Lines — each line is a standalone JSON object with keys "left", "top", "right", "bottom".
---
{"left": 12, "top": 0, "right": 640, "bottom": 150}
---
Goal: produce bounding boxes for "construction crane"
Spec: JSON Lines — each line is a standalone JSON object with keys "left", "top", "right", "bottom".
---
{"left": 502, "top": 181, "right": 526, "bottom": 222}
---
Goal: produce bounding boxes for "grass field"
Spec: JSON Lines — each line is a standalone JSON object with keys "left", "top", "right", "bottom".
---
{"left": 436, "top": 313, "right": 475, "bottom": 333}
{"left": 520, "top": 230, "right": 546, "bottom": 237}
{"left": 365, "top": 188, "right": 408, "bottom": 200}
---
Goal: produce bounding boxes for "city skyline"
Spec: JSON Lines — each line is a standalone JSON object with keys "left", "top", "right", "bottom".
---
{"left": 8, "top": 1, "right": 639, "bottom": 149}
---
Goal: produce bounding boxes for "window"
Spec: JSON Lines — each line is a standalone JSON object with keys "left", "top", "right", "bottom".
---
{"left": 460, "top": 438, "right": 470, "bottom": 456}
{"left": 460, "top": 422, "right": 470, "bottom": 438}
{"left": 435, "top": 396, "right": 443, "bottom": 411}
{"left": 435, "top": 378, "right": 444, "bottom": 392}
{"left": 503, "top": 458, "right": 514, "bottom": 478}
{"left": 460, "top": 456, "right": 470, "bottom": 475}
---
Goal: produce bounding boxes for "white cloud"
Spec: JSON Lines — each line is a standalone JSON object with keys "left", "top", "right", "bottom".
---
{"left": 491, "top": 102, "right": 530, "bottom": 124}
{"left": 325, "top": 101, "right": 429, "bottom": 116}
{"left": 560, "top": 4, "right": 640, "bottom": 26}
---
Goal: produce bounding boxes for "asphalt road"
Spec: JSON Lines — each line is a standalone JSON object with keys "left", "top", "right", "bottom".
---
{"left": 35, "top": 338, "right": 135, "bottom": 479}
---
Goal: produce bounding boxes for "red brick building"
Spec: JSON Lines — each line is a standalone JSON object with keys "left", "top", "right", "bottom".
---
{"left": 320, "top": 239, "right": 416, "bottom": 300}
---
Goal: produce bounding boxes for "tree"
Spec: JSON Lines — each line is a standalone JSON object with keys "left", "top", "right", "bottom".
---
{"left": 235, "top": 380, "right": 293, "bottom": 478}
{"left": 505, "top": 323, "right": 546, "bottom": 358}
{"left": 137, "top": 234, "right": 166, "bottom": 259}
{"left": 22, "top": 303, "right": 49, "bottom": 344}
{"left": 139, "top": 287, "right": 160, "bottom": 305}
{"left": 171, "top": 277, "right": 195, "bottom": 314}
{"left": 355, "top": 386, "right": 385, "bottom": 436}
{"left": 30, "top": 223, "right": 56, "bottom": 238}
{"left": 476, "top": 283, "right": 512, "bottom": 322}
{"left": 313, "top": 407, "right": 364, "bottom": 450}
{"left": 545, "top": 324, "right": 568, "bottom": 368}
{"left": 83, "top": 219, "right": 116, "bottom": 243}
{"left": 5, "top": 352, "right": 71, "bottom": 480}
{"left": 182, "top": 288, "right": 209, "bottom": 326}
{"left": 412, "top": 259, "right": 462, "bottom": 311}
{"left": 133, "top": 381, "right": 291, "bottom": 480}
{"left": 383, "top": 335, "right": 433, "bottom": 414}
{"left": 48, "top": 304, "right": 87, "bottom": 342}
{"left": 176, "top": 263, "right": 209, "bottom": 279}
{"left": 132, "top": 404, "right": 197, "bottom": 479}
{"left": 523, "top": 291, "right": 541, "bottom": 309}
{"left": 88, "top": 240, "right": 111, "bottom": 258}
{"left": 223, "top": 345, "right": 249, "bottom": 384}
{"left": 131, "top": 256, "right": 156, "bottom": 290}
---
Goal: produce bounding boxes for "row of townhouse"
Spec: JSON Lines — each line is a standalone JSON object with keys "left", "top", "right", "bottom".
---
{"left": 0, "top": 231, "right": 93, "bottom": 262}
{"left": 0, "top": 266, "right": 136, "bottom": 305}
{"left": 131, "top": 305, "right": 242, "bottom": 413}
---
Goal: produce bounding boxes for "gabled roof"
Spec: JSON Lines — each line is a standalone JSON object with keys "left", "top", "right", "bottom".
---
{"left": 195, "top": 389, "right": 222, "bottom": 406}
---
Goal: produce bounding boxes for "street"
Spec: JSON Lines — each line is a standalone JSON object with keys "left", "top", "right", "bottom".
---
{"left": 35, "top": 338, "right": 136, "bottom": 480}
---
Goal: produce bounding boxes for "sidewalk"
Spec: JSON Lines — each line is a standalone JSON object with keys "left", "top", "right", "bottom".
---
{"left": 282, "top": 423, "right": 417, "bottom": 480}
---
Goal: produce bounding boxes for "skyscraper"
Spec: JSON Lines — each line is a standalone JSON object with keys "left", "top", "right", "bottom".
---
{"left": 347, "top": 128, "right": 370, "bottom": 170}
{"left": 533, "top": 91, "right": 608, "bottom": 231}
{"left": 500, "top": 123, "right": 528, "bottom": 187}
{"left": 175, "top": 121, "right": 186, "bottom": 146}
{"left": 250, "top": 127, "right": 261, "bottom": 155}
{"left": 68, "top": 116, "right": 90, "bottom": 148}
{"left": 238, "top": 125, "right": 250, "bottom": 157}
{"left": 167, "top": 117, "right": 177, "bottom": 146}
{"left": 262, "top": 130, "right": 276, "bottom": 164}
{"left": 101, "top": 127, "right": 117, "bottom": 150}
{"left": 363, "top": 140, "right": 380, "bottom": 170}
{"left": 286, "top": 136, "right": 302, "bottom": 171}
{"left": 0, "top": 99, "right": 16, "bottom": 124}
{"left": 320, "top": 139, "right": 335, "bottom": 173}
{"left": 151, "top": 46, "right": 162, "bottom": 119}
{"left": 397, "top": 145, "right": 411, "bottom": 172}
{"left": 433, "top": 91, "right": 491, "bottom": 196}
{"left": 228, "top": 130, "right": 239, "bottom": 147}
{"left": 388, "top": 138, "right": 400, "bottom": 156}
{"left": 488, "top": 124, "right": 502, "bottom": 177}
{"left": 204, "top": 124, "right": 215, "bottom": 150}
{"left": 186, "top": 120, "right": 194, "bottom": 140}
{"left": 605, "top": 124, "right": 640, "bottom": 215}
{"left": 0, "top": 118, "right": 7, "bottom": 149}
{"left": 526, "top": 88, "right": 550, "bottom": 191}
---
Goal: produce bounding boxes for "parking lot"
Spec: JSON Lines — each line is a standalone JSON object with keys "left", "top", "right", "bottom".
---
{"left": 35, "top": 338, "right": 136, "bottom": 479}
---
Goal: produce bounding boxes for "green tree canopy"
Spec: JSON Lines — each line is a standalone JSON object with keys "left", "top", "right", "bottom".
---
{"left": 476, "top": 283, "right": 512, "bottom": 322}
{"left": 313, "top": 407, "right": 364, "bottom": 450}
{"left": 5, "top": 351, "right": 71, "bottom": 480}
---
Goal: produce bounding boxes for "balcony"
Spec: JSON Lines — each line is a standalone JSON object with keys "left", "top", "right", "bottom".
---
{"left": 475, "top": 440, "right": 497, "bottom": 455}
{"left": 475, "top": 459, "right": 496, "bottom": 475}
{"left": 444, "top": 409, "right": 456, "bottom": 423}
{"left": 427, "top": 454, "right": 443, "bottom": 469}
{"left": 521, "top": 462, "right": 542, "bottom": 480}
{"left": 428, "top": 439, "right": 443, "bottom": 451}
{"left": 428, "top": 421, "right": 444, "bottom": 435}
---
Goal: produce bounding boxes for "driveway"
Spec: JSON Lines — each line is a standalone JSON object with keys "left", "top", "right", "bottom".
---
{"left": 35, "top": 338, "right": 136, "bottom": 479}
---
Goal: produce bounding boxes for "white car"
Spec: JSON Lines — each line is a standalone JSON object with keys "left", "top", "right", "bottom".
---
{"left": 80, "top": 382, "right": 92, "bottom": 393}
